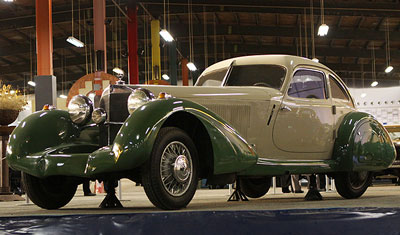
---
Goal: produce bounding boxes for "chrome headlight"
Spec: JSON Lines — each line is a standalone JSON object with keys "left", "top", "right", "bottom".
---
{"left": 127, "top": 89, "right": 152, "bottom": 114}
{"left": 68, "top": 95, "right": 93, "bottom": 125}
{"left": 92, "top": 108, "right": 107, "bottom": 124}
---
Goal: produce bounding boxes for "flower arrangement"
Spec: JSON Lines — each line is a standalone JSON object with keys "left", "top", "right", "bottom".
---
{"left": 0, "top": 83, "right": 27, "bottom": 111}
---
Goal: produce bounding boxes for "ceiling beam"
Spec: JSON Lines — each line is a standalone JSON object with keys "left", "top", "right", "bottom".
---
{"left": 142, "top": 1, "right": 400, "bottom": 18}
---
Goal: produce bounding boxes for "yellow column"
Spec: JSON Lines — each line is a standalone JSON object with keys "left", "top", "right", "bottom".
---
{"left": 151, "top": 20, "right": 161, "bottom": 80}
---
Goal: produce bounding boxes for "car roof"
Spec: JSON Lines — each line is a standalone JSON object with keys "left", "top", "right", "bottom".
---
{"left": 201, "top": 54, "right": 332, "bottom": 76}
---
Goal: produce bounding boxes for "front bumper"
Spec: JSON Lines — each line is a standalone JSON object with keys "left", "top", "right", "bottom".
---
{"left": 10, "top": 143, "right": 99, "bottom": 178}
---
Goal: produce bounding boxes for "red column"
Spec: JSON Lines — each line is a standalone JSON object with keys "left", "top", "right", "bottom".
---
{"left": 127, "top": 1, "right": 139, "bottom": 84}
{"left": 181, "top": 58, "right": 189, "bottom": 86}
{"left": 36, "top": 0, "right": 53, "bottom": 75}
{"left": 93, "top": 0, "right": 107, "bottom": 73}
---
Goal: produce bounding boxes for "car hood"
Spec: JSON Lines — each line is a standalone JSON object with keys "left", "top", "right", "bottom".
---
{"left": 134, "top": 85, "right": 282, "bottom": 102}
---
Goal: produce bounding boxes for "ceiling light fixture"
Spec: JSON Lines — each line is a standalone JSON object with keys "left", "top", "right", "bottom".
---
{"left": 318, "top": 24, "right": 329, "bottom": 37}
{"left": 317, "top": 0, "right": 329, "bottom": 36}
{"left": 312, "top": 58, "right": 319, "bottom": 63}
{"left": 385, "top": 18, "right": 393, "bottom": 73}
{"left": 113, "top": 67, "right": 124, "bottom": 75}
{"left": 28, "top": 81, "right": 36, "bottom": 87}
{"left": 187, "top": 62, "right": 197, "bottom": 71}
{"left": 160, "top": 29, "right": 174, "bottom": 42}
{"left": 370, "top": 81, "right": 378, "bottom": 87}
{"left": 66, "top": 0, "right": 85, "bottom": 48}
{"left": 162, "top": 74, "right": 170, "bottom": 80}
{"left": 385, "top": 65, "right": 393, "bottom": 73}
{"left": 4, "top": 0, "right": 14, "bottom": 2}
{"left": 186, "top": 0, "right": 197, "bottom": 72}
{"left": 67, "top": 36, "right": 84, "bottom": 48}
{"left": 371, "top": 41, "right": 378, "bottom": 89}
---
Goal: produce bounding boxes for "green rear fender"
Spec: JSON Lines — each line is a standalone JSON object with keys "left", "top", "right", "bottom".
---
{"left": 333, "top": 111, "right": 396, "bottom": 172}
{"left": 86, "top": 98, "right": 257, "bottom": 175}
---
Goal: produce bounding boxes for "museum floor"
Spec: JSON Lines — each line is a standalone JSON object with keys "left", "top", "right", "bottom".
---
{"left": 0, "top": 180, "right": 400, "bottom": 234}
{"left": 0, "top": 179, "right": 399, "bottom": 216}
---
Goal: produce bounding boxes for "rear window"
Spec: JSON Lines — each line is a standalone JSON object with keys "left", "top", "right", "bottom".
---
{"left": 225, "top": 65, "right": 286, "bottom": 89}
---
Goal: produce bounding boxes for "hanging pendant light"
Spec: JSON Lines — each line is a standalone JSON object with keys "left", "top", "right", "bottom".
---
{"left": 187, "top": 0, "right": 197, "bottom": 72}
{"left": 385, "top": 66, "right": 393, "bottom": 73}
{"left": 186, "top": 62, "right": 197, "bottom": 71}
{"left": 385, "top": 18, "right": 393, "bottom": 73}
{"left": 66, "top": 0, "right": 85, "bottom": 48}
{"left": 160, "top": 0, "right": 174, "bottom": 42}
{"left": 162, "top": 74, "right": 170, "bottom": 80}
{"left": 160, "top": 29, "right": 174, "bottom": 42}
{"left": 317, "top": 0, "right": 329, "bottom": 36}
{"left": 371, "top": 41, "right": 378, "bottom": 87}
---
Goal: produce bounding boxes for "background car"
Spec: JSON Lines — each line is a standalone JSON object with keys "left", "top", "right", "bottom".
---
{"left": 374, "top": 125, "right": 400, "bottom": 183}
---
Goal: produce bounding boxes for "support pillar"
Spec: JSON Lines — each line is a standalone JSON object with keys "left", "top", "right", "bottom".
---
{"left": 151, "top": 20, "right": 161, "bottom": 80}
{"left": 127, "top": 0, "right": 139, "bottom": 84}
{"left": 181, "top": 58, "right": 189, "bottom": 86}
{"left": 93, "top": 0, "right": 107, "bottom": 73}
{"left": 168, "top": 41, "right": 177, "bottom": 85}
{"left": 93, "top": 0, "right": 107, "bottom": 104}
{"left": 0, "top": 126, "right": 23, "bottom": 201}
{"left": 35, "top": 0, "right": 56, "bottom": 110}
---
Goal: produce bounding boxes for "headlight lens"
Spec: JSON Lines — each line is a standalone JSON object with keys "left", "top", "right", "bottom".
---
{"left": 68, "top": 95, "right": 93, "bottom": 125}
{"left": 127, "top": 89, "right": 151, "bottom": 114}
{"left": 92, "top": 108, "right": 107, "bottom": 124}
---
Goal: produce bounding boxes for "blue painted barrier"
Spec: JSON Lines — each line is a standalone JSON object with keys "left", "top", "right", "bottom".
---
{"left": 0, "top": 207, "right": 399, "bottom": 234}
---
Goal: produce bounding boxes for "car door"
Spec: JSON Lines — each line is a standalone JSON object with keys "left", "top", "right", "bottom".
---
{"left": 328, "top": 74, "right": 355, "bottom": 132}
{"left": 272, "top": 68, "right": 335, "bottom": 155}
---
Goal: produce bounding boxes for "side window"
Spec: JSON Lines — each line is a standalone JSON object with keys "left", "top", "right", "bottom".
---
{"left": 329, "top": 75, "right": 350, "bottom": 101}
{"left": 288, "top": 69, "right": 326, "bottom": 99}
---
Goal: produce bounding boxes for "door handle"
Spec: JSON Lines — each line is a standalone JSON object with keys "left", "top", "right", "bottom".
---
{"left": 280, "top": 105, "right": 292, "bottom": 112}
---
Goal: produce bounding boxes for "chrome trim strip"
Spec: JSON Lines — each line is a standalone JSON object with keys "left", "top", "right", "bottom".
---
{"left": 257, "top": 157, "right": 330, "bottom": 167}
{"left": 105, "top": 121, "right": 125, "bottom": 125}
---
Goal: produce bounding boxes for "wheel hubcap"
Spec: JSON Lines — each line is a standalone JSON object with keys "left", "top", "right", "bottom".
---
{"left": 160, "top": 141, "right": 193, "bottom": 197}
{"left": 349, "top": 171, "right": 369, "bottom": 190}
{"left": 173, "top": 155, "right": 190, "bottom": 183}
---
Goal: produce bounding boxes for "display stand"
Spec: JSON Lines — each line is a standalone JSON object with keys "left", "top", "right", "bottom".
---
{"left": 0, "top": 126, "right": 24, "bottom": 201}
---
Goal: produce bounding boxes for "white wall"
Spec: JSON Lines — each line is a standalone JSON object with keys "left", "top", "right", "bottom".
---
{"left": 349, "top": 86, "right": 400, "bottom": 125}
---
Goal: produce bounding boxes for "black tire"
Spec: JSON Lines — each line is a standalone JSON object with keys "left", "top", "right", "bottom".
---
{"left": 239, "top": 177, "right": 271, "bottom": 198}
{"left": 141, "top": 127, "right": 199, "bottom": 210}
{"left": 335, "top": 171, "right": 372, "bottom": 199}
{"left": 22, "top": 173, "right": 77, "bottom": 209}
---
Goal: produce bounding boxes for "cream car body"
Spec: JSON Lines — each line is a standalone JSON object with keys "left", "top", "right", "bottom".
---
{"left": 139, "top": 55, "right": 355, "bottom": 164}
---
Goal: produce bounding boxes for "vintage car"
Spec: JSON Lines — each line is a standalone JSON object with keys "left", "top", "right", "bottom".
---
{"left": 375, "top": 125, "right": 400, "bottom": 179}
{"left": 6, "top": 55, "right": 396, "bottom": 210}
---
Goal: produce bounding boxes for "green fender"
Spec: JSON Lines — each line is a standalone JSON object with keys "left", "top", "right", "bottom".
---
{"left": 332, "top": 111, "right": 396, "bottom": 172}
{"left": 86, "top": 98, "right": 257, "bottom": 175}
{"left": 6, "top": 110, "right": 99, "bottom": 177}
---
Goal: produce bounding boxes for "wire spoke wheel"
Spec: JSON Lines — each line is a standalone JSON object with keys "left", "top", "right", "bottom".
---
{"left": 160, "top": 141, "right": 193, "bottom": 197}
{"left": 141, "top": 127, "right": 198, "bottom": 210}
{"left": 335, "top": 171, "right": 372, "bottom": 199}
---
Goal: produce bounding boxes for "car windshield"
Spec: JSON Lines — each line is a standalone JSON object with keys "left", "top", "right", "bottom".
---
{"left": 195, "top": 68, "right": 228, "bottom": 86}
{"left": 225, "top": 64, "right": 286, "bottom": 89}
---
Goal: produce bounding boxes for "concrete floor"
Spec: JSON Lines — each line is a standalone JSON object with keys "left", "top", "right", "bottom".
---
{"left": 0, "top": 179, "right": 399, "bottom": 217}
